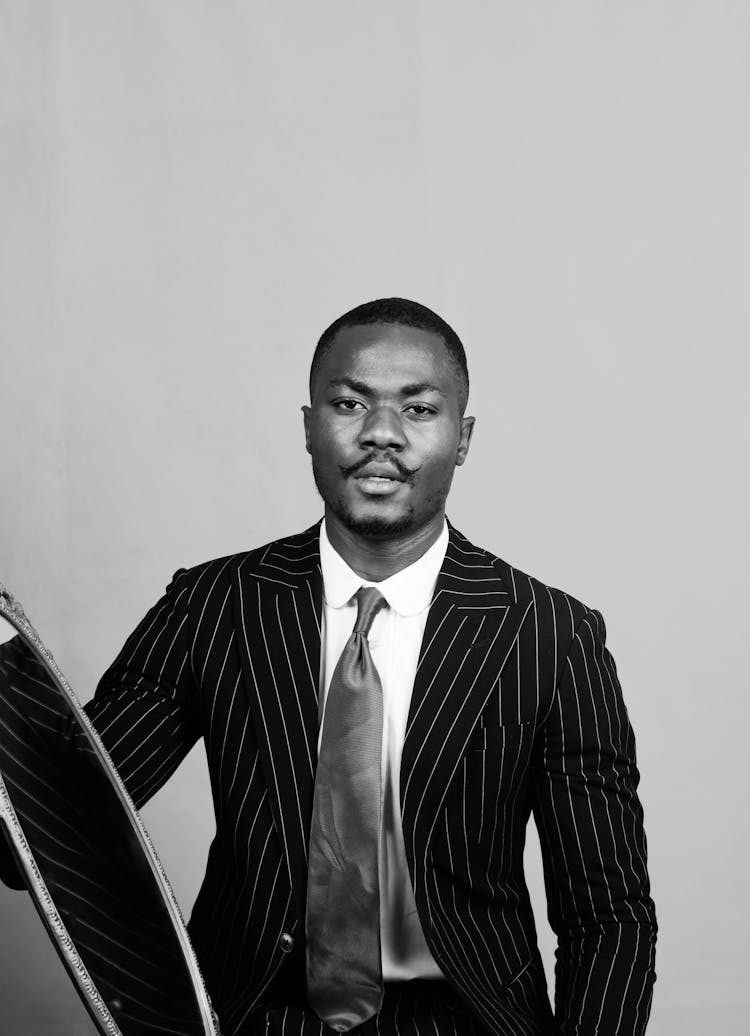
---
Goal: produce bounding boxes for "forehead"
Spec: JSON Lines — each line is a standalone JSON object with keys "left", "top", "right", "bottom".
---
{"left": 321, "top": 323, "right": 453, "bottom": 385}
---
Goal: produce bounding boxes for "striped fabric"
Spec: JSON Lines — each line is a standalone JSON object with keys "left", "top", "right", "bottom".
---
{"left": 85, "top": 521, "right": 657, "bottom": 1036}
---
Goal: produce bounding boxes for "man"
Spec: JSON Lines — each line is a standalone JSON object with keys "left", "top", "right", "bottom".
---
{"left": 4, "top": 298, "right": 657, "bottom": 1035}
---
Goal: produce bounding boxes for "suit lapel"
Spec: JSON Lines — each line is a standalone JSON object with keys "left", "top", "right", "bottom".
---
{"left": 232, "top": 523, "right": 323, "bottom": 922}
{"left": 401, "top": 524, "right": 532, "bottom": 889}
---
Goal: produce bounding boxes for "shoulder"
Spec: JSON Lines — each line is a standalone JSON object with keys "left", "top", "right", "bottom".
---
{"left": 169, "top": 522, "right": 322, "bottom": 600}
{"left": 449, "top": 524, "right": 601, "bottom": 643}
{"left": 448, "top": 525, "right": 614, "bottom": 712}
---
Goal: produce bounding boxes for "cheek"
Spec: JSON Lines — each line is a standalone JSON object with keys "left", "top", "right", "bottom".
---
{"left": 309, "top": 421, "right": 339, "bottom": 459}
{"left": 418, "top": 433, "right": 459, "bottom": 482}
{"left": 309, "top": 426, "right": 351, "bottom": 486}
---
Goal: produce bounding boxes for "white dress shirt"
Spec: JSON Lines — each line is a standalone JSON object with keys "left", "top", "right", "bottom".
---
{"left": 318, "top": 519, "right": 448, "bottom": 981}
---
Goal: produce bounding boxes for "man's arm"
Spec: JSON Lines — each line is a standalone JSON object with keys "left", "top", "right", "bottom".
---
{"left": 84, "top": 568, "right": 201, "bottom": 809}
{"left": 532, "top": 607, "right": 657, "bottom": 1036}
{"left": 0, "top": 571, "right": 200, "bottom": 890}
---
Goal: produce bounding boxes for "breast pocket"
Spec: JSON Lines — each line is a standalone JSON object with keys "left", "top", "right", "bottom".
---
{"left": 467, "top": 720, "right": 534, "bottom": 753}
{"left": 443, "top": 721, "right": 537, "bottom": 855}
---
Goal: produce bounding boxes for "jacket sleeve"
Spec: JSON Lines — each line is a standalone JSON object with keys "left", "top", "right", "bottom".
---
{"left": 84, "top": 569, "right": 201, "bottom": 809}
{"left": 532, "top": 607, "right": 657, "bottom": 1036}
{"left": 0, "top": 571, "right": 200, "bottom": 890}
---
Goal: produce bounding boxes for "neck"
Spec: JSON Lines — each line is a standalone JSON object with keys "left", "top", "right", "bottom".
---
{"left": 324, "top": 509, "right": 446, "bottom": 582}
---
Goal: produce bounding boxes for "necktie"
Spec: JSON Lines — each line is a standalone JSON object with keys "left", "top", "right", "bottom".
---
{"left": 306, "top": 586, "right": 387, "bottom": 1032}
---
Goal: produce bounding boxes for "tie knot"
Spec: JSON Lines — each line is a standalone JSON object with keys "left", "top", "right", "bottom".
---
{"left": 353, "top": 586, "right": 386, "bottom": 635}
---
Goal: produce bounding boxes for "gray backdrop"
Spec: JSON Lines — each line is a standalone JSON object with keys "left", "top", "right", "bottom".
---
{"left": 1, "top": 2, "right": 748, "bottom": 1034}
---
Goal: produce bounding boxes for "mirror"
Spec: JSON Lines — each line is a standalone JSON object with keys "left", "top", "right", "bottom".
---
{"left": 0, "top": 584, "right": 221, "bottom": 1035}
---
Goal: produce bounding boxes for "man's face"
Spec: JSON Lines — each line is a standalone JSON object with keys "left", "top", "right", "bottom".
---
{"left": 302, "top": 322, "right": 474, "bottom": 539}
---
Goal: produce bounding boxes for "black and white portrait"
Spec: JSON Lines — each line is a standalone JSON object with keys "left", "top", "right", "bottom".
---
{"left": 1, "top": 4, "right": 747, "bottom": 1035}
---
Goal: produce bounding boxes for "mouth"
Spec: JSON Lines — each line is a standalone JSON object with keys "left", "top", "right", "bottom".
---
{"left": 354, "top": 470, "right": 405, "bottom": 496}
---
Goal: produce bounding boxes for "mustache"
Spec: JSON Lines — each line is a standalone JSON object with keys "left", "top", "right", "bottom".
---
{"left": 339, "top": 453, "right": 419, "bottom": 484}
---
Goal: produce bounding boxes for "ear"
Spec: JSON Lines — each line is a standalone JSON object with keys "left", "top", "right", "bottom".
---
{"left": 455, "top": 415, "right": 475, "bottom": 467}
{"left": 301, "top": 405, "right": 312, "bottom": 455}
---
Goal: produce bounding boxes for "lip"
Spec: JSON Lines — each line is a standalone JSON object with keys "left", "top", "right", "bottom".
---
{"left": 355, "top": 466, "right": 405, "bottom": 482}
{"left": 354, "top": 471, "right": 404, "bottom": 496}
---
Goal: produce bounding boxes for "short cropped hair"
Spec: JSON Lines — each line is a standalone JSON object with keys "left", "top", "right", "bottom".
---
{"left": 310, "top": 297, "right": 469, "bottom": 414}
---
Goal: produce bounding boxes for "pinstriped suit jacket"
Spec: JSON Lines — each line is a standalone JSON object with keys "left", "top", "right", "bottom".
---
{"left": 85, "top": 521, "right": 657, "bottom": 1036}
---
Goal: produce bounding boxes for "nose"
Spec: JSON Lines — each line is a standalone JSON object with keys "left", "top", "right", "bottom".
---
{"left": 358, "top": 404, "right": 407, "bottom": 451}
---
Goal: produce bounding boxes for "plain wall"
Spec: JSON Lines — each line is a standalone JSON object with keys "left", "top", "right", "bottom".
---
{"left": 1, "top": 2, "right": 748, "bottom": 1033}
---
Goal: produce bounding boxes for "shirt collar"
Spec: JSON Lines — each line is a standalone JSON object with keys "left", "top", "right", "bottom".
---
{"left": 319, "top": 519, "right": 449, "bottom": 617}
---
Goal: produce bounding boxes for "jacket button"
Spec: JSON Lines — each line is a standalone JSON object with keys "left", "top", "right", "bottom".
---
{"left": 279, "top": 932, "right": 294, "bottom": 953}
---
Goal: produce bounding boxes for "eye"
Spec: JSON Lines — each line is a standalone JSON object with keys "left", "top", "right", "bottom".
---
{"left": 332, "top": 398, "right": 366, "bottom": 412}
{"left": 405, "top": 404, "right": 436, "bottom": 417}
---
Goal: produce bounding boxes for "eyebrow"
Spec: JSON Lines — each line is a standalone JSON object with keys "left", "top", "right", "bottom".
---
{"left": 328, "top": 378, "right": 446, "bottom": 398}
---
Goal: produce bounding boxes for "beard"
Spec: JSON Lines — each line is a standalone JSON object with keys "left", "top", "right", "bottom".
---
{"left": 328, "top": 497, "right": 417, "bottom": 539}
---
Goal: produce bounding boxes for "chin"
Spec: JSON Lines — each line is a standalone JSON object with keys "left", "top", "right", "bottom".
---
{"left": 334, "top": 501, "right": 416, "bottom": 539}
